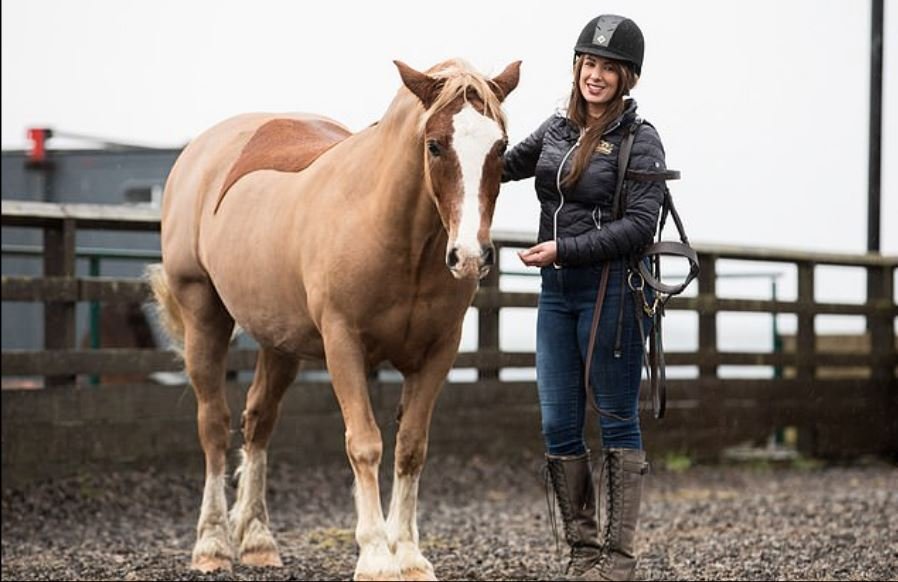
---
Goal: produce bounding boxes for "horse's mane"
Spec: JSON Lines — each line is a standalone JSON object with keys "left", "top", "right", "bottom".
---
{"left": 420, "top": 59, "right": 507, "bottom": 131}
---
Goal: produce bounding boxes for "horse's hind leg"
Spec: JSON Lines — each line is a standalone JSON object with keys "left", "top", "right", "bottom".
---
{"left": 230, "top": 347, "right": 300, "bottom": 567}
{"left": 176, "top": 280, "right": 236, "bottom": 572}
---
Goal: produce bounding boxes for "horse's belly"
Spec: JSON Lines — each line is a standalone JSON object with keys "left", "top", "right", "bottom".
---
{"left": 236, "top": 309, "right": 324, "bottom": 357}
{"left": 202, "top": 243, "right": 323, "bottom": 357}
{"left": 214, "top": 278, "right": 321, "bottom": 355}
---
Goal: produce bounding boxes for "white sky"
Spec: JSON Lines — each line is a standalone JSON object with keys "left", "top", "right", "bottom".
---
{"left": 2, "top": 0, "right": 896, "bottom": 257}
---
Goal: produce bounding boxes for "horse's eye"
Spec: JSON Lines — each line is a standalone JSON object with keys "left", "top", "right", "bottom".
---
{"left": 427, "top": 140, "right": 441, "bottom": 157}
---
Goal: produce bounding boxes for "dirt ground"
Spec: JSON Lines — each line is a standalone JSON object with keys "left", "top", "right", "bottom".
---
{"left": 2, "top": 452, "right": 896, "bottom": 581}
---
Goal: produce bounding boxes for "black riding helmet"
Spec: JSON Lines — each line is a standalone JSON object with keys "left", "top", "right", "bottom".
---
{"left": 574, "top": 14, "right": 644, "bottom": 76}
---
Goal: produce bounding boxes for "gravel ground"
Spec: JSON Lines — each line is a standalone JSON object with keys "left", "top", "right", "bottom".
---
{"left": 2, "top": 452, "right": 897, "bottom": 581}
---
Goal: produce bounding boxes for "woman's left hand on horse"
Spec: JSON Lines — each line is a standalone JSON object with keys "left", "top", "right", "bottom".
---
{"left": 518, "top": 241, "right": 557, "bottom": 267}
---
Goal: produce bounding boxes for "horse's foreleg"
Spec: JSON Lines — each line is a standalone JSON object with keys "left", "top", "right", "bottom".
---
{"left": 387, "top": 341, "right": 459, "bottom": 582}
{"left": 231, "top": 348, "right": 300, "bottom": 567}
{"left": 323, "top": 323, "right": 399, "bottom": 581}
{"left": 179, "top": 282, "right": 236, "bottom": 573}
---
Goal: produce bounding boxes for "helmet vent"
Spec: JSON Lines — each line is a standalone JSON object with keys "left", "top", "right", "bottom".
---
{"left": 592, "top": 15, "right": 625, "bottom": 47}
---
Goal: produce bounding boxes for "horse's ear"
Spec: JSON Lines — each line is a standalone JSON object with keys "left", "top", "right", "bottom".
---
{"left": 394, "top": 60, "right": 440, "bottom": 109}
{"left": 489, "top": 60, "right": 522, "bottom": 102}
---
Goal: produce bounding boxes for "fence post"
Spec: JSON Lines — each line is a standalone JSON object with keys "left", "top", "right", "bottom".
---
{"left": 867, "top": 263, "right": 896, "bottom": 454}
{"left": 477, "top": 243, "right": 501, "bottom": 381}
{"left": 697, "top": 253, "right": 717, "bottom": 379}
{"left": 796, "top": 261, "right": 815, "bottom": 381}
{"left": 772, "top": 277, "right": 783, "bottom": 379}
{"left": 89, "top": 255, "right": 102, "bottom": 385}
{"left": 868, "top": 264, "right": 895, "bottom": 380}
{"left": 43, "top": 217, "right": 77, "bottom": 386}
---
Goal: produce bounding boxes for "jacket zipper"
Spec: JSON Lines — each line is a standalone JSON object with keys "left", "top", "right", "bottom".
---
{"left": 553, "top": 134, "right": 582, "bottom": 269}
{"left": 592, "top": 207, "right": 602, "bottom": 229}
{"left": 551, "top": 118, "right": 628, "bottom": 267}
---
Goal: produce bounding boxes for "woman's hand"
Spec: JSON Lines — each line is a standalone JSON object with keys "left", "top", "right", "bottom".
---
{"left": 518, "top": 241, "right": 557, "bottom": 267}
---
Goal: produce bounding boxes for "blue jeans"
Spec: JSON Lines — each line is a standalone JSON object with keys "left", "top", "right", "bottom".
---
{"left": 536, "top": 261, "right": 651, "bottom": 455}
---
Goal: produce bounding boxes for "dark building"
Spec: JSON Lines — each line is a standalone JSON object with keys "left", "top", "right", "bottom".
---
{"left": 1, "top": 130, "right": 181, "bottom": 351}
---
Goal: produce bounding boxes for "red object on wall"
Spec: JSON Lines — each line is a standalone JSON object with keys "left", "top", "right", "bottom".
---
{"left": 27, "top": 127, "right": 52, "bottom": 163}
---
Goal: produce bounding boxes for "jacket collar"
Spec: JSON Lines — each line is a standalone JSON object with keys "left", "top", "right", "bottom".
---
{"left": 603, "top": 98, "right": 639, "bottom": 136}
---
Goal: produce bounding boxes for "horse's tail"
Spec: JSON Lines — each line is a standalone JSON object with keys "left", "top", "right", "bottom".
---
{"left": 145, "top": 263, "right": 185, "bottom": 352}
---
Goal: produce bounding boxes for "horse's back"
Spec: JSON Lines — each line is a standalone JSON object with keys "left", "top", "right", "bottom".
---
{"left": 160, "top": 113, "right": 349, "bottom": 279}
{"left": 216, "top": 117, "right": 351, "bottom": 211}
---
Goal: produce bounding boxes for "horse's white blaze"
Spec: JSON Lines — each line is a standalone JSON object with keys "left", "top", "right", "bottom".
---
{"left": 452, "top": 104, "right": 503, "bottom": 257}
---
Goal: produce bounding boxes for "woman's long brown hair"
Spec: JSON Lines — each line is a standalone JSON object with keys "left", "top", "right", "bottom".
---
{"left": 561, "top": 55, "right": 638, "bottom": 189}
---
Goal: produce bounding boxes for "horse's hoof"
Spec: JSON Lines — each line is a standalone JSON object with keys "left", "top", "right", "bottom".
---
{"left": 354, "top": 570, "right": 404, "bottom": 581}
{"left": 241, "top": 549, "right": 284, "bottom": 568}
{"left": 191, "top": 555, "right": 232, "bottom": 573}
{"left": 401, "top": 566, "right": 438, "bottom": 581}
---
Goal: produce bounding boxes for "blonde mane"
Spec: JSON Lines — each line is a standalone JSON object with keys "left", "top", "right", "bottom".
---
{"left": 421, "top": 60, "right": 507, "bottom": 131}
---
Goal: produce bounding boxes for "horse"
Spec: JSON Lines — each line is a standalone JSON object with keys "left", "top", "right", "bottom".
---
{"left": 146, "top": 58, "right": 520, "bottom": 580}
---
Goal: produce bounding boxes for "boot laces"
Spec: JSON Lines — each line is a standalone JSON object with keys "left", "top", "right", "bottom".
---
{"left": 541, "top": 463, "right": 563, "bottom": 564}
{"left": 596, "top": 453, "right": 623, "bottom": 568}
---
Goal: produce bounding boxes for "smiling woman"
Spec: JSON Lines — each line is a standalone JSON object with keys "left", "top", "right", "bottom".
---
{"left": 579, "top": 55, "right": 621, "bottom": 108}
{"left": 502, "top": 13, "right": 666, "bottom": 580}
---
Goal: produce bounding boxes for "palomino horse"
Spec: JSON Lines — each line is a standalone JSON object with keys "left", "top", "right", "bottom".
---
{"left": 147, "top": 58, "right": 520, "bottom": 580}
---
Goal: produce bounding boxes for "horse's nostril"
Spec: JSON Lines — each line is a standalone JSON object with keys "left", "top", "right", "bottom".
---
{"left": 482, "top": 246, "right": 495, "bottom": 266}
{"left": 446, "top": 248, "right": 460, "bottom": 268}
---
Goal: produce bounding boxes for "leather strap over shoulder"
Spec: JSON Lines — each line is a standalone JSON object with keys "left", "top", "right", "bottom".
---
{"left": 626, "top": 169, "right": 681, "bottom": 182}
{"left": 611, "top": 118, "right": 641, "bottom": 220}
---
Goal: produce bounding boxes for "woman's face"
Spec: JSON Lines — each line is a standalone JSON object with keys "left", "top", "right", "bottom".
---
{"left": 578, "top": 55, "right": 619, "bottom": 115}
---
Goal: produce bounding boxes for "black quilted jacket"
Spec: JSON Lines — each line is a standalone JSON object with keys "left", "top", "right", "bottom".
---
{"left": 502, "top": 99, "right": 667, "bottom": 266}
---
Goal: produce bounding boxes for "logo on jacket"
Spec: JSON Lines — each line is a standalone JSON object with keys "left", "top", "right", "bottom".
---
{"left": 595, "top": 140, "right": 614, "bottom": 155}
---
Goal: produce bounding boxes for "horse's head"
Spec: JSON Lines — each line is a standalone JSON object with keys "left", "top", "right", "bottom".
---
{"left": 395, "top": 59, "right": 521, "bottom": 279}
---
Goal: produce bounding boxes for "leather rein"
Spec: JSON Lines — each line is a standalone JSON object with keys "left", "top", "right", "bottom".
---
{"left": 583, "top": 120, "right": 699, "bottom": 422}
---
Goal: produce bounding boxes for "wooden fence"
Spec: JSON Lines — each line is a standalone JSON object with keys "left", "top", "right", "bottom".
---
{"left": 2, "top": 200, "right": 897, "bottom": 486}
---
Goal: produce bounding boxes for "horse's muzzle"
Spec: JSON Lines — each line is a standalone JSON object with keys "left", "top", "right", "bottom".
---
{"left": 446, "top": 244, "right": 495, "bottom": 279}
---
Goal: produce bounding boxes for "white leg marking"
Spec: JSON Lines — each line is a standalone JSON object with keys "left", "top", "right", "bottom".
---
{"left": 386, "top": 469, "right": 420, "bottom": 547}
{"left": 230, "top": 448, "right": 280, "bottom": 564}
{"left": 387, "top": 470, "right": 435, "bottom": 580}
{"left": 351, "top": 458, "right": 400, "bottom": 580}
{"left": 192, "top": 472, "right": 234, "bottom": 567}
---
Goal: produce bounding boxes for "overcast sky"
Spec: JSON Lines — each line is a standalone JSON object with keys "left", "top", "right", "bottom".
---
{"left": 2, "top": 0, "right": 895, "bottom": 258}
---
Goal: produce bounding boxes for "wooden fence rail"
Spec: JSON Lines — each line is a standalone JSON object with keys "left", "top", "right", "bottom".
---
{"left": 3, "top": 199, "right": 897, "bottom": 464}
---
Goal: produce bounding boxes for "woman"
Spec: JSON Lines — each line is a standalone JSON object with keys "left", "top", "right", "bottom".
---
{"left": 502, "top": 14, "right": 666, "bottom": 581}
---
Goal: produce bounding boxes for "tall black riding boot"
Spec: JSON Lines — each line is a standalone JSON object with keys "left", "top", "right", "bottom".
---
{"left": 545, "top": 451, "right": 602, "bottom": 577}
